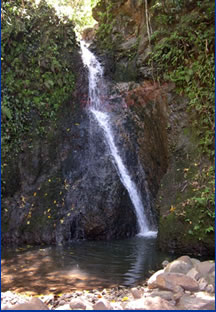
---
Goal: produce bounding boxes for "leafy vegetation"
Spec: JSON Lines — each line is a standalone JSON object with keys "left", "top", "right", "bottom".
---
{"left": 1, "top": 0, "right": 77, "bottom": 163}
{"left": 149, "top": 0, "right": 215, "bottom": 245}
{"left": 94, "top": 1, "right": 119, "bottom": 50}
{"left": 149, "top": 0, "right": 215, "bottom": 157}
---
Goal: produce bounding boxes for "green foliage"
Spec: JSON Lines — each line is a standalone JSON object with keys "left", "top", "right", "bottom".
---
{"left": 1, "top": 0, "right": 77, "bottom": 158}
{"left": 95, "top": 1, "right": 118, "bottom": 50}
{"left": 183, "top": 165, "right": 215, "bottom": 241}
{"left": 149, "top": 0, "right": 215, "bottom": 157}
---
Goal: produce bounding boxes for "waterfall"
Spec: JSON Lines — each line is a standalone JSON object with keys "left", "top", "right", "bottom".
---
{"left": 80, "top": 41, "right": 157, "bottom": 237}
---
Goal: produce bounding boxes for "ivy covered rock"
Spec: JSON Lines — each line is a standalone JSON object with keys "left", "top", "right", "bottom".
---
{"left": 92, "top": 0, "right": 215, "bottom": 256}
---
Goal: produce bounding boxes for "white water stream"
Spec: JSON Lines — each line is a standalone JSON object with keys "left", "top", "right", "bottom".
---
{"left": 80, "top": 41, "right": 157, "bottom": 237}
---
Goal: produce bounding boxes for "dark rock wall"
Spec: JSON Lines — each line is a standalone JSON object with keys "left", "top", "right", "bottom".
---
{"left": 91, "top": 0, "right": 214, "bottom": 256}
{"left": 2, "top": 48, "right": 140, "bottom": 245}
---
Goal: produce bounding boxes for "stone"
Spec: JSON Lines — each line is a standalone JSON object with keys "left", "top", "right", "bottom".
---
{"left": 7, "top": 298, "right": 49, "bottom": 310}
{"left": 155, "top": 272, "right": 199, "bottom": 292}
{"left": 162, "top": 260, "right": 169, "bottom": 268}
{"left": 119, "top": 37, "right": 137, "bottom": 51}
{"left": 55, "top": 304, "right": 71, "bottom": 310}
{"left": 195, "top": 261, "right": 215, "bottom": 278}
{"left": 93, "top": 299, "right": 111, "bottom": 310}
{"left": 186, "top": 267, "right": 201, "bottom": 280}
{"left": 1, "top": 305, "right": 9, "bottom": 310}
{"left": 177, "top": 293, "right": 215, "bottom": 310}
{"left": 164, "top": 256, "right": 193, "bottom": 274}
{"left": 147, "top": 269, "right": 164, "bottom": 288}
{"left": 124, "top": 297, "right": 174, "bottom": 310}
{"left": 191, "top": 258, "right": 200, "bottom": 266}
{"left": 173, "top": 286, "right": 184, "bottom": 301}
{"left": 131, "top": 287, "right": 142, "bottom": 299}
{"left": 151, "top": 290, "right": 174, "bottom": 301}
{"left": 69, "top": 298, "right": 87, "bottom": 310}
{"left": 209, "top": 270, "right": 215, "bottom": 286}
{"left": 206, "top": 284, "right": 215, "bottom": 293}
{"left": 110, "top": 302, "right": 123, "bottom": 310}
{"left": 58, "top": 299, "right": 66, "bottom": 306}
{"left": 198, "top": 277, "right": 208, "bottom": 291}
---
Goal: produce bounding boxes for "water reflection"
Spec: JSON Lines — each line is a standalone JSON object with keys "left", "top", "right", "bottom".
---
{"left": 1, "top": 237, "right": 174, "bottom": 294}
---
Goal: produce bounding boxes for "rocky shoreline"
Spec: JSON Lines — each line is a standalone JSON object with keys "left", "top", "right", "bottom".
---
{"left": 1, "top": 256, "right": 215, "bottom": 310}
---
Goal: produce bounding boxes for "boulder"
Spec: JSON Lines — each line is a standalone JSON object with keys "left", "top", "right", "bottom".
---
{"left": 195, "top": 261, "right": 215, "bottom": 278}
{"left": 147, "top": 269, "right": 164, "bottom": 288}
{"left": 164, "top": 256, "right": 193, "bottom": 274}
{"left": 124, "top": 297, "right": 174, "bottom": 310}
{"left": 186, "top": 267, "right": 201, "bottom": 281}
{"left": 155, "top": 273, "right": 199, "bottom": 292}
{"left": 150, "top": 290, "right": 174, "bottom": 301}
{"left": 7, "top": 298, "right": 49, "bottom": 310}
{"left": 177, "top": 293, "right": 215, "bottom": 310}
{"left": 191, "top": 258, "right": 200, "bottom": 266}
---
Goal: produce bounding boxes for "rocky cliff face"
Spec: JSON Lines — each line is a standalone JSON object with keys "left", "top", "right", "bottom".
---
{"left": 2, "top": 0, "right": 214, "bottom": 255}
{"left": 91, "top": 0, "right": 214, "bottom": 255}
{"left": 1, "top": 53, "right": 140, "bottom": 245}
{"left": 92, "top": 0, "right": 153, "bottom": 81}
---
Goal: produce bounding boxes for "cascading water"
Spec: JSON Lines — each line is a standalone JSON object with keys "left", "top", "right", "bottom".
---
{"left": 80, "top": 41, "right": 157, "bottom": 237}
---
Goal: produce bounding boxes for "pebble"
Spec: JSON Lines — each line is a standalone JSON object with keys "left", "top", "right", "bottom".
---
{"left": 131, "top": 287, "right": 142, "bottom": 299}
{"left": 93, "top": 299, "right": 111, "bottom": 310}
{"left": 69, "top": 298, "right": 87, "bottom": 310}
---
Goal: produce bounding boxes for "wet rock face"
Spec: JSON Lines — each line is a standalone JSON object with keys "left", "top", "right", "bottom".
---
{"left": 2, "top": 51, "right": 142, "bottom": 244}
{"left": 1, "top": 103, "right": 139, "bottom": 245}
{"left": 2, "top": 50, "right": 169, "bottom": 245}
{"left": 113, "top": 81, "right": 170, "bottom": 198}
